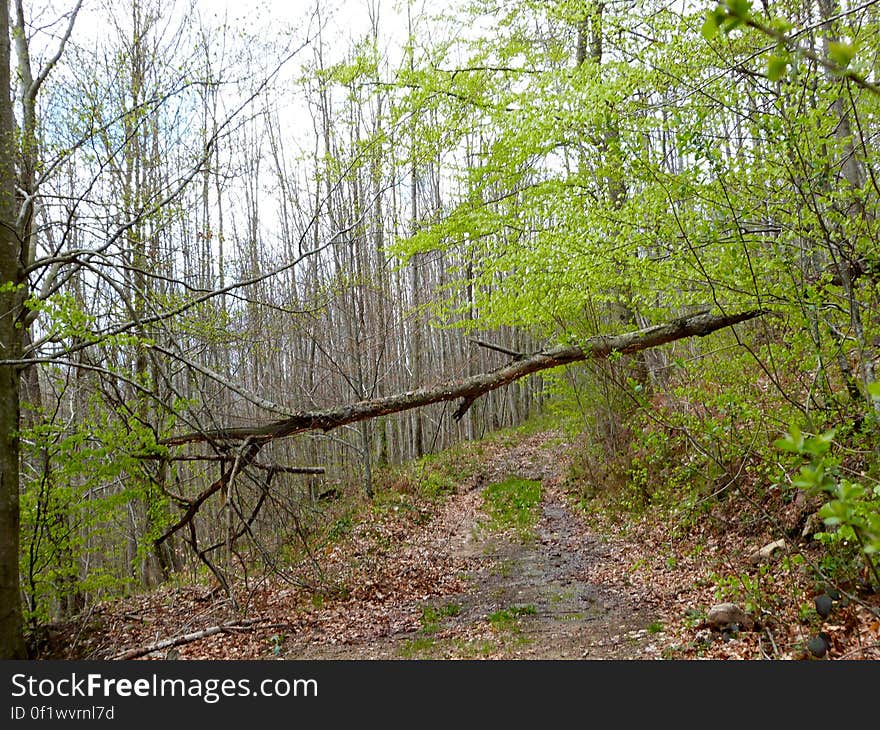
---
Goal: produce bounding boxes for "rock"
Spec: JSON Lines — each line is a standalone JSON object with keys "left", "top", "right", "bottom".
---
{"left": 707, "top": 602, "right": 752, "bottom": 630}
{"left": 807, "top": 632, "right": 830, "bottom": 658}
{"left": 748, "top": 538, "right": 786, "bottom": 565}
{"left": 814, "top": 593, "right": 833, "bottom": 619}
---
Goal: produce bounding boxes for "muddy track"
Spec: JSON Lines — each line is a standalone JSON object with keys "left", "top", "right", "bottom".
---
{"left": 286, "top": 432, "right": 664, "bottom": 660}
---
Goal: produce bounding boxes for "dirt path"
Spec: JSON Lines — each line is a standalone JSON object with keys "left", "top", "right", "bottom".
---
{"left": 43, "top": 429, "right": 880, "bottom": 661}
{"left": 56, "top": 430, "right": 672, "bottom": 661}
{"left": 285, "top": 432, "right": 664, "bottom": 659}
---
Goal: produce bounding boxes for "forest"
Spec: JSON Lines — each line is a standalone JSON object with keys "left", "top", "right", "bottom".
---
{"left": 0, "top": 0, "right": 878, "bottom": 661}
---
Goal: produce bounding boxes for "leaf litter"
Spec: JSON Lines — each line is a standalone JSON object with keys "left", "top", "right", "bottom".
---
{"left": 38, "top": 430, "right": 879, "bottom": 661}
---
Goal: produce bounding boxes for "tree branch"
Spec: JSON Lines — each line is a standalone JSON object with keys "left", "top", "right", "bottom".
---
{"left": 163, "top": 309, "right": 768, "bottom": 447}
{"left": 111, "top": 618, "right": 268, "bottom": 660}
{"left": 469, "top": 338, "right": 526, "bottom": 359}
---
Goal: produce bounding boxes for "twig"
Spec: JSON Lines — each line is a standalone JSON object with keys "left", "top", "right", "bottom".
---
{"left": 136, "top": 453, "right": 325, "bottom": 475}
{"left": 764, "top": 626, "right": 780, "bottom": 658}
{"left": 836, "top": 641, "right": 880, "bottom": 660}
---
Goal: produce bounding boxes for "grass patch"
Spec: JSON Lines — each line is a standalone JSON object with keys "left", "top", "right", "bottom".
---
{"left": 377, "top": 440, "right": 485, "bottom": 501}
{"left": 398, "top": 635, "right": 498, "bottom": 659}
{"left": 419, "top": 603, "right": 462, "bottom": 634}
{"left": 482, "top": 477, "right": 542, "bottom": 539}
{"left": 487, "top": 604, "right": 537, "bottom": 632}
{"left": 439, "top": 602, "right": 462, "bottom": 617}
{"left": 549, "top": 588, "right": 576, "bottom": 603}
{"left": 490, "top": 558, "right": 515, "bottom": 578}
{"left": 399, "top": 636, "right": 436, "bottom": 657}
{"left": 325, "top": 514, "right": 353, "bottom": 542}
{"left": 452, "top": 638, "right": 497, "bottom": 657}
{"left": 555, "top": 612, "right": 588, "bottom": 621}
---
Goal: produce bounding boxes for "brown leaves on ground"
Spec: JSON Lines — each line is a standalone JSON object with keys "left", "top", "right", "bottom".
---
{"left": 578, "top": 493, "right": 880, "bottom": 660}
{"left": 37, "top": 429, "right": 880, "bottom": 661}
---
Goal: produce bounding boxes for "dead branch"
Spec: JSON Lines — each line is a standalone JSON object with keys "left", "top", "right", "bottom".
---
{"left": 137, "top": 454, "right": 325, "bottom": 476}
{"left": 111, "top": 618, "right": 269, "bottom": 660}
{"left": 469, "top": 338, "right": 526, "bottom": 358}
{"left": 152, "top": 309, "right": 767, "bottom": 552}
{"left": 156, "top": 440, "right": 263, "bottom": 545}
{"left": 162, "top": 308, "right": 768, "bottom": 447}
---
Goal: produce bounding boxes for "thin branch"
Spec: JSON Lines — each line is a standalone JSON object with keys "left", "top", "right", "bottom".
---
{"left": 111, "top": 618, "right": 269, "bottom": 660}
{"left": 469, "top": 338, "right": 527, "bottom": 359}
{"left": 135, "top": 453, "right": 324, "bottom": 475}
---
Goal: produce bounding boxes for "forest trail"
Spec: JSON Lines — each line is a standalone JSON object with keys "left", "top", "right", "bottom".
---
{"left": 44, "top": 427, "right": 880, "bottom": 661}
{"left": 281, "top": 431, "right": 662, "bottom": 659}
{"left": 287, "top": 431, "right": 663, "bottom": 659}
{"left": 53, "top": 430, "right": 672, "bottom": 660}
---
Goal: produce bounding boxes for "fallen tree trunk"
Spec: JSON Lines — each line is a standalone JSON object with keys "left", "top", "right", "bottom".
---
{"left": 163, "top": 308, "right": 767, "bottom": 448}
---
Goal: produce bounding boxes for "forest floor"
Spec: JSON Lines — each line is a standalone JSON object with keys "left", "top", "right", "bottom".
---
{"left": 38, "top": 429, "right": 880, "bottom": 661}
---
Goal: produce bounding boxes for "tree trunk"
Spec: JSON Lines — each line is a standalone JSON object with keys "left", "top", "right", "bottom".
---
{"left": 0, "top": 0, "right": 27, "bottom": 658}
{"left": 164, "top": 309, "right": 766, "bottom": 448}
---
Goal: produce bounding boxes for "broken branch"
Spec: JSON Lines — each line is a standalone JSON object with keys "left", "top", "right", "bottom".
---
{"left": 137, "top": 453, "right": 325, "bottom": 475}
{"left": 111, "top": 618, "right": 269, "bottom": 660}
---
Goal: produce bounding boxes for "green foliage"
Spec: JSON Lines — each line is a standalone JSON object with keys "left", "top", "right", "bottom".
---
{"left": 387, "top": 441, "right": 483, "bottom": 500}
{"left": 419, "top": 602, "right": 462, "bottom": 634}
{"left": 827, "top": 41, "right": 857, "bottom": 70}
{"left": 18, "top": 385, "right": 174, "bottom": 628}
{"left": 703, "top": 0, "right": 869, "bottom": 87}
{"left": 389, "top": 0, "right": 880, "bottom": 374}
{"left": 711, "top": 561, "right": 794, "bottom": 617}
{"left": 775, "top": 425, "right": 880, "bottom": 585}
{"left": 415, "top": 469, "right": 459, "bottom": 500}
{"left": 326, "top": 515, "right": 354, "bottom": 543}
{"left": 765, "top": 50, "right": 791, "bottom": 82}
{"left": 701, "top": 1, "right": 752, "bottom": 40}
{"left": 399, "top": 636, "right": 436, "bottom": 657}
{"left": 268, "top": 634, "right": 286, "bottom": 657}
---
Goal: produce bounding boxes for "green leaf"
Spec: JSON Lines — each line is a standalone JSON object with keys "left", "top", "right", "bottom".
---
{"left": 819, "top": 500, "right": 850, "bottom": 525}
{"left": 769, "top": 16, "right": 794, "bottom": 34}
{"left": 836, "top": 480, "right": 866, "bottom": 502}
{"left": 828, "top": 41, "right": 856, "bottom": 70}
{"left": 809, "top": 429, "right": 836, "bottom": 456}
{"left": 723, "top": 17, "right": 744, "bottom": 33}
{"left": 701, "top": 10, "right": 721, "bottom": 41}
{"left": 727, "top": 0, "right": 753, "bottom": 19}
{"left": 793, "top": 463, "right": 826, "bottom": 491}
{"left": 867, "top": 381, "right": 880, "bottom": 399}
{"left": 774, "top": 424, "right": 803, "bottom": 453}
{"left": 767, "top": 54, "right": 790, "bottom": 82}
